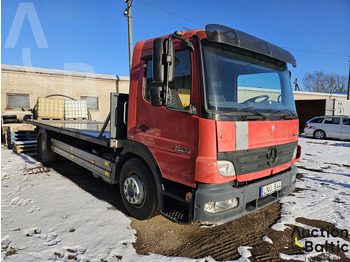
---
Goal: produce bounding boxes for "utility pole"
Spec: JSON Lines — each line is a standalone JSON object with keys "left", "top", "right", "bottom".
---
{"left": 124, "top": 0, "right": 133, "bottom": 74}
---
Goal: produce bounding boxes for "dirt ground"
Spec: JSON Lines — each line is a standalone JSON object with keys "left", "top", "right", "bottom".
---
{"left": 46, "top": 158, "right": 348, "bottom": 261}
{"left": 131, "top": 198, "right": 349, "bottom": 262}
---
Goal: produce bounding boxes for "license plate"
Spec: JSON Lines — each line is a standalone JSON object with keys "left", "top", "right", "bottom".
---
{"left": 260, "top": 181, "right": 282, "bottom": 197}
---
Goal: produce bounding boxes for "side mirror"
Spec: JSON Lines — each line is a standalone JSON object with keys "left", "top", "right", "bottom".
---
{"left": 152, "top": 38, "right": 174, "bottom": 83}
{"left": 149, "top": 86, "right": 164, "bottom": 107}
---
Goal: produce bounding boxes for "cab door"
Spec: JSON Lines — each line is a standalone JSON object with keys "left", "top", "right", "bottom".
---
{"left": 134, "top": 47, "right": 199, "bottom": 187}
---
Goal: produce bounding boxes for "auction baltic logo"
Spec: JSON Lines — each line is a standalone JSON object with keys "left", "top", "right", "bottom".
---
{"left": 291, "top": 226, "right": 349, "bottom": 253}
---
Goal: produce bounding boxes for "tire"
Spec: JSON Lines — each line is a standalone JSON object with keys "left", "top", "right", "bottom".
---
{"left": 119, "top": 158, "right": 158, "bottom": 220}
{"left": 38, "top": 129, "right": 57, "bottom": 164}
{"left": 313, "top": 130, "right": 326, "bottom": 139}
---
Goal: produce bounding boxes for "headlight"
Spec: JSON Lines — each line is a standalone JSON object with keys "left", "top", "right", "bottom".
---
{"left": 204, "top": 198, "right": 239, "bottom": 213}
{"left": 217, "top": 160, "right": 236, "bottom": 177}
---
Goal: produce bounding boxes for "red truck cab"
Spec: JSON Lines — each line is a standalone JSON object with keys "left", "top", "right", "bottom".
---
{"left": 123, "top": 24, "right": 301, "bottom": 224}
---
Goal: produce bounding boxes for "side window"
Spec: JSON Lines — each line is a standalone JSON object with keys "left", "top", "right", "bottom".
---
{"left": 324, "top": 117, "right": 340, "bottom": 125}
{"left": 144, "top": 50, "right": 192, "bottom": 110}
{"left": 81, "top": 96, "right": 99, "bottom": 110}
{"left": 7, "top": 94, "right": 29, "bottom": 109}
{"left": 310, "top": 117, "right": 324, "bottom": 123}
{"left": 342, "top": 118, "right": 350, "bottom": 125}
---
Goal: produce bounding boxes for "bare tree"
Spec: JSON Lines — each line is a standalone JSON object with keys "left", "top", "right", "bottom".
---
{"left": 302, "top": 71, "right": 348, "bottom": 93}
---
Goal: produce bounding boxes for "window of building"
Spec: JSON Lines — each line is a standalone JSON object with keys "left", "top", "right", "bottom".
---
{"left": 324, "top": 117, "right": 340, "bottom": 125}
{"left": 7, "top": 94, "right": 29, "bottom": 109}
{"left": 81, "top": 96, "right": 99, "bottom": 110}
{"left": 144, "top": 50, "right": 192, "bottom": 110}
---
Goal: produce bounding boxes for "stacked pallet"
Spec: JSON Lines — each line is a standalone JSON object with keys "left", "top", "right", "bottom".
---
{"left": 13, "top": 140, "right": 37, "bottom": 154}
{"left": 10, "top": 130, "right": 36, "bottom": 142}
{"left": 2, "top": 123, "right": 36, "bottom": 149}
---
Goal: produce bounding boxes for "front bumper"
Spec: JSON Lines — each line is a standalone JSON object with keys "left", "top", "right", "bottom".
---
{"left": 193, "top": 163, "right": 297, "bottom": 224}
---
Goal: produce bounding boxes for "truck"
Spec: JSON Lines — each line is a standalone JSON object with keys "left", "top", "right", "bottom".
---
{"left": 28, "top": 24, "right": 301, "bottom": 224}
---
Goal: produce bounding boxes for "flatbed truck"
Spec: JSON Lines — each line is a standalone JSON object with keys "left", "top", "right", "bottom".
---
{"left": 28, "top": 24, "right": 301, "bottom": 224}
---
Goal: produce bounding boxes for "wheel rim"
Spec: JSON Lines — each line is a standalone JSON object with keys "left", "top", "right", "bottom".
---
{"left": 315, "top": 131, "right": 323, "bottom": 139}
{"left": 123, "top": 174, "right": 144, "bottom": 205}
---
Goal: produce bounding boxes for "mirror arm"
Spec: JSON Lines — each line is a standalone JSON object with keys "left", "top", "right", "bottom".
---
{"left": 189, "top": 104, "right": 197, "bottom": 115}
{"left": 168, "top": 34, "right": 195, "bottom": 52}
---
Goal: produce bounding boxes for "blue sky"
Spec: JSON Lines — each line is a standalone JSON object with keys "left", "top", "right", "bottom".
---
{"left": 2, "top": 0, "right": 350, "bottom": 90}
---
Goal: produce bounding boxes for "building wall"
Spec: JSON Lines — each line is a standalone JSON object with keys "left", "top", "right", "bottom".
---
{"left": 1, "top": 65, "right": 129, "bottom": 121}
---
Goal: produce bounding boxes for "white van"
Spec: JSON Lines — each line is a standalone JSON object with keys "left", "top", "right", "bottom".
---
{"left": 304, "top": 116, "right": 350, "bottom": 140}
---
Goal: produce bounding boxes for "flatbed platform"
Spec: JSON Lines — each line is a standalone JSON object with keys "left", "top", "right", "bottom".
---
{"left": 27, "top": 120, "right": 124, "bottom": 148}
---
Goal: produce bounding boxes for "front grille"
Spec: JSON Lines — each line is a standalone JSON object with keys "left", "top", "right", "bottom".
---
{"left": 218, "top": 141, "right": 297, "bottom": 176}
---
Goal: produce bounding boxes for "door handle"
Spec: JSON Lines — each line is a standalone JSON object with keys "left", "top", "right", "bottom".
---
{"left": 137, "top": 125, "right": 149, "bottom": 131}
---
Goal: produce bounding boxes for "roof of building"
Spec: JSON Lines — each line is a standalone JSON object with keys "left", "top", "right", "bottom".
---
{"left": 1, "top": 64, "right": 130, "bottom": 81}
{"left": 293, "top": 90, "right": 347, "bottom": 98}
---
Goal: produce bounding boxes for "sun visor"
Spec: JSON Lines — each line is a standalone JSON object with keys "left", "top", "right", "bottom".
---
{"left": 205, "top": 24, "right": 296, "bottom": 67}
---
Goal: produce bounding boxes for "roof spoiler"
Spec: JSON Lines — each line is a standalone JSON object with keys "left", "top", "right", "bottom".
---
{"left": 205, "top": 24, "right": 296, "bottom": 67}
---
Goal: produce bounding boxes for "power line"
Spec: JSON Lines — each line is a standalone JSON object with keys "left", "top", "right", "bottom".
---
{"left": 137, "top": 1, "right": 204, "bottom": 27}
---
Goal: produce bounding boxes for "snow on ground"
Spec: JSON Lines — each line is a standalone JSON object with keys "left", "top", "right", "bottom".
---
{"left": 1, "top": 146, "right": 213, "bottom": 262}
{"left": 261, "top": 236, "right": 273, "bottom": 245}
{"left": 274, "top": 137, "right": 350, "bottom": 260}
{"left": 235, "top": 246, "right": 252, "bottom": 262}
{"left": 1, "top": 136, "right": 350, "bottom": 261}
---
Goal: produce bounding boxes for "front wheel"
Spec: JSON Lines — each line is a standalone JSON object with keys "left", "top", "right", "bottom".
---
{"left": 313, "top": 130, "right": 326, "bottom": 139}
{"left": 119, "top": 158, "right": 158, "bottom": 220}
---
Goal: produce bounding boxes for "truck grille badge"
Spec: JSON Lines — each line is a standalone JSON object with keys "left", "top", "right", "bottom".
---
{"left": 267, "top": 147, "right": 278, "bottom": 166}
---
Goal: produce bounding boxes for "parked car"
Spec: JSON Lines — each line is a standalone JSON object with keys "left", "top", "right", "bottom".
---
{"left": 304, "top": 115, "right": 350, "bottom": 140}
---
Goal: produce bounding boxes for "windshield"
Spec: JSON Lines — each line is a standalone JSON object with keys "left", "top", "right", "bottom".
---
{"left": 202, "top": 42, "right": 296, "bottom": 118}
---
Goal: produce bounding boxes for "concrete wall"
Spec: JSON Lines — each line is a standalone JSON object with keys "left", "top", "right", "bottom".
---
{"left": 1, "top": 64, "right": 129, "bottom": 121}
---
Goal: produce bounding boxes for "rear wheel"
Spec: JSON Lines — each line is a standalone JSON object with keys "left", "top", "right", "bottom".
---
{"left": 119, "top": 158, "right": 158, "bottom": 220}
{"left": 313, "top": 130, "right": 326, "bottom": 139}
{"left": 38, "top": 129, "right": 57, "bottom": 164}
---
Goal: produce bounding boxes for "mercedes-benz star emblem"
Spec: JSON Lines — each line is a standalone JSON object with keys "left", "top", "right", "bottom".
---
{"left": 271, "top": 125, "right": 275, "bottom": 131}
{"left": 267, "top": 147, "right": 278, "bottom": 166}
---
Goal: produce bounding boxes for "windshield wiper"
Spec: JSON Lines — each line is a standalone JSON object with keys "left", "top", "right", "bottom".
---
{"left": 213, "top": 107, "right": 267, "bottom": 120}
{"left": 237, "top": 107, "right": 267, "bottom": 120}
{"left": 270, "top": 109, "right": 297, "bottom": 119}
